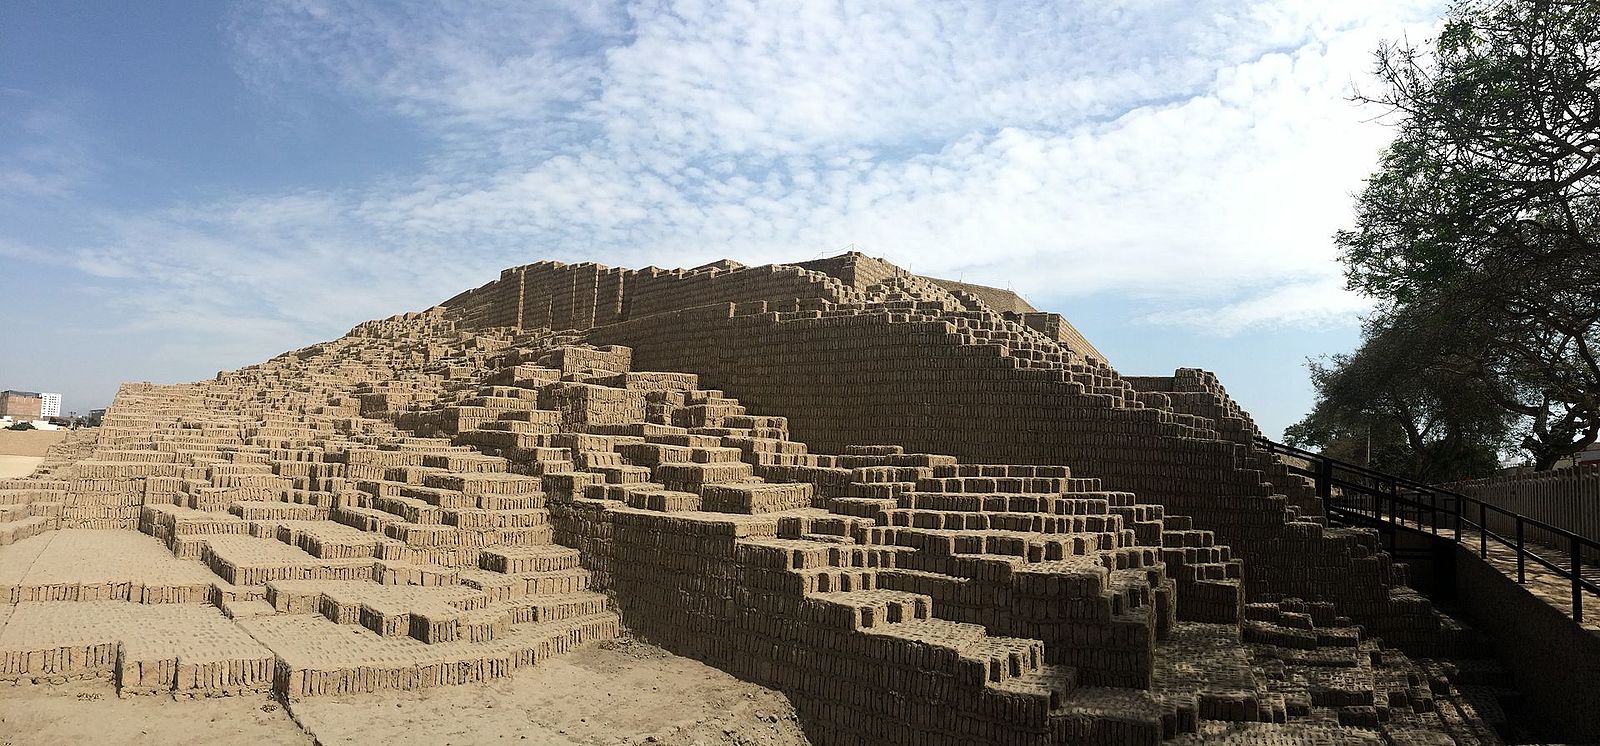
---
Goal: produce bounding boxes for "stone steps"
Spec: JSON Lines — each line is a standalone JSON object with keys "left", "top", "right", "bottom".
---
{"left": 0, "top": 516, "right": 58, "bottom": 546}
{"left": 241, "top": 609, "right": 622, "bottom": 698}
{"left": 0, "top": 601, "right": 277, "bottom": 697}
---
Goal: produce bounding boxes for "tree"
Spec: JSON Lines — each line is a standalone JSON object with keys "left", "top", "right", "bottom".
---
{"left": 1336, "top": 0, "right": 1600, "bottom": 469}
{"left": 1287, "top": 308, "right": 1512, "bottom": 483}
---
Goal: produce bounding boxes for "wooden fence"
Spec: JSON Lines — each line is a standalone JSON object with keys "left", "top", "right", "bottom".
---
{"left": 1443, "top": 465, "right": 1600, "bottom": 561}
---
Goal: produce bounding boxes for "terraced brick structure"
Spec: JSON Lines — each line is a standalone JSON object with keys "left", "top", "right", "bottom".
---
{"left": 1, "top": 253, "right": 1522, "bottom": 744}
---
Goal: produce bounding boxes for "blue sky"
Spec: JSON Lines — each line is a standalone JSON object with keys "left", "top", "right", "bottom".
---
{"left": 0, "top": 0, "right": 1445, "bottom": 435}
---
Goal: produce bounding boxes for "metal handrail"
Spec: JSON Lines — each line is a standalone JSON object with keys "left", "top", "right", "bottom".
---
{"left": 1257, "top": 436, "right": 1599, "bottom": 624}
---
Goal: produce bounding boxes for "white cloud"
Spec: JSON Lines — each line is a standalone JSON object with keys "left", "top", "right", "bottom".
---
{"left": 1144, "top": 275, "right": 1378, "bottom": 335}
{"left": 12, "top": 0, "right": 1450, "bottom": 361}
{"left": 0, "top": 237, "right": 56, "bottom": 264}
{"left": 230, "top": 1, "right": 628, "bottom": 118}
{"left": 0, "top": 92, "right": 96, "bottom": 198}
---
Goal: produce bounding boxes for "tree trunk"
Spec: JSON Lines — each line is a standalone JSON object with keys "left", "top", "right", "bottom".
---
{"left": 1532, "top": 450, "right": 1564, "bottom": 471}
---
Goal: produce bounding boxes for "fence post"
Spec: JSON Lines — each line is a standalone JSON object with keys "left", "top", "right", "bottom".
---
{"left": 1453, "top": 494, "right": 1461, "bottom": 542}
{"left": 1390, "top": 480, "right": 1400, "bottom": 527}
{"left": 1517, "top": 517, "right": 1526, "bottom": 584}
{"left": 1430, "top": 491, "right": 1438, "bottom": 536}
{"left": 1574, "top": 534, "right": 1583, "bottom": 624}
{"left": 1387, "top": 482, "right": 1398, "bottom": 551}
{"left": 1479, "top": 502, "right": 1487, "bottom": 558}
{"left": 1315, "top": 458, "right": 1331, "bottom": 504}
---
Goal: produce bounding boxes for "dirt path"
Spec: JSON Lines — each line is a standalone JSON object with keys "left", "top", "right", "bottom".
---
{"left": 289, "top": 638, "right": 810, "bottom": 745}
{"left": 0, "top": 680, "right": 312, "bottom": 746}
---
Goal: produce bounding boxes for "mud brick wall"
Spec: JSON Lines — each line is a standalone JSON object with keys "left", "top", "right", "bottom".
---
{"left": 1451, "top": 543, "right": 1600, "bottom": 740}
{"left": 1121, "top": 371, "right": 1321, "bottom": 519}
{"left": 514, "top": 262, "right": 629, "bottom": 331}
{"left": 1122, "top": 371, "right": 1260, "bottom": 445}
{"left": 792, "top": 251, "right": 906, "bottom": 290}
{"left": 626, "top": 264, "right": 849, "bottom": 321}
{"left": 0, "top": 477, "right": 144, "bottom": 530}
{"left": 547, "top": 495, "right": 1159, "bottom": 746}
{"left": 7, "top": 259, "right": 1513, "bottom": 743}
{"left": 925, "top": 277, "right": 1037, "bottom": 315}
{"left": 439, "top": 260, "right": 854, "bottom": 335}
{"left": 538, "top": 382, "right": 649, "bottom": 429}
{"left": 1017, "top": 312, "right": 1110, "bottom": 366}
{"left": 582, "top": 305, "right": 1438, "bottom": 648}
{"left": 438, "top": 275, "right": 520, "bottom": 330}
{"left": 871, "top": 538, "right": 1172, "bottom": 689}
{"left": 541, "top": 345, "right": 633, "bottom": 375}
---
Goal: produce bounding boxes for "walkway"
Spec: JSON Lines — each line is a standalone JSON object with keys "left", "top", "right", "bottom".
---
{"left": 1363, "top": 510, "right": 1600, "bottom": 633}
{"left": 1458, "top": 525, "right": 1600, "bottom": 633}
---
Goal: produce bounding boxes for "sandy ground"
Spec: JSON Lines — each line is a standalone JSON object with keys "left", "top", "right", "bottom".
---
{"left": 0, "top": 638, "right": 808, "bottom": 746}
{"left": 290, "top": 637, "right": 810, "bottom": 746}
{"left": 0, "top": 429, "right": 66, "bottom": 458}
{"left": 0, "top": 680, "right": 312, "bottom": 746}
{"left": 0, "top": 456, "right": 43, "bottom": 479}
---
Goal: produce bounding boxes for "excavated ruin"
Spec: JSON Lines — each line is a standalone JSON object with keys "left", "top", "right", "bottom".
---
{"left": 0, "top": 253, "right": 1525, "bottom": 744}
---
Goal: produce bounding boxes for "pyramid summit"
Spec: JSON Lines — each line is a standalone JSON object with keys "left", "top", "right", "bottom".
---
{"left": 0, "top": 252, "right": 1522, "bottom": 743}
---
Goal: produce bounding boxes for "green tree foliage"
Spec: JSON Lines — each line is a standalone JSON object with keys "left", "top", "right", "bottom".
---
{"left": 1287, "top": 309, "right": 1512, "bottom": 482}
{"left": 1320, "top": 0, "right": 1600, "bottom": 470}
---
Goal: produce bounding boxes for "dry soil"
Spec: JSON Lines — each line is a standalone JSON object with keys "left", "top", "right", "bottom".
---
{"left": 0, "top": 638, "right": 809, "bottom": 746}
{"left": 288, "top": 636, "right": 810, "bottom": 745}
{"left": 0, "top": 680, "right": 312, "bottom": 746}
{"left": 0, "top": 456, "right": 42, "bottom": 479}
{"left": 0, "top": 430, "right": 66, "bottom": 458}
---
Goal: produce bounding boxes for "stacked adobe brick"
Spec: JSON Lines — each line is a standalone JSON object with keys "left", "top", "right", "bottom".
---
{"left": 433, "top": 253, "right": 1467, "bottom": 656}
{"left": 0, "top": 427, "right": 97, "bottom": 543}
{"left": 1119, "top": 370, "right": 1323, "bottom": 519}
{"left": 0, "top": 382, "right": 205, "bottom": 542}
{"left": 385, "top": 328, "right": 1500, "bottom": 744}
{"left": 389, "top": 333, "right": 1494, "bottom": 743}
{"left": 374, "top": 337, "right": 1209, "bottom": 741}
{"left": 2, "top": 315, "right": 628, "bottom": 697}
{"left": 0, "top": 253, "right": 1515, "bottom": 744}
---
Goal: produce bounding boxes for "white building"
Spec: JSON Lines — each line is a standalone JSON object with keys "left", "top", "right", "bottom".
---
{"left": 1579, "top": 443, "right": 1600, "bottom": 467}
{"left": 39, "top": 392, "right": 61, "bottom": 418}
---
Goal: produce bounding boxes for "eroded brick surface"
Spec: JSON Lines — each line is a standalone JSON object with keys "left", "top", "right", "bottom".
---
{"left": 0, "top": 253, "right": 1525, "bottom": 744}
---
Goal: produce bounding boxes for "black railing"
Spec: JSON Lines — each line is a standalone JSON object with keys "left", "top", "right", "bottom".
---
{"left": 1256, "top": 436, "right": 1600, "bottom": 625}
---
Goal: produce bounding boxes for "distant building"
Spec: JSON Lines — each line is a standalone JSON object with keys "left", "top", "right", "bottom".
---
{"left": 0, "top": 390, "right": 43, "bottom": 419}
{"left": 39, "top": 392, "right": 61, "bottom": 418}
{"left": 1578, "top": 444, "right": 1600, "bottom": 467}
